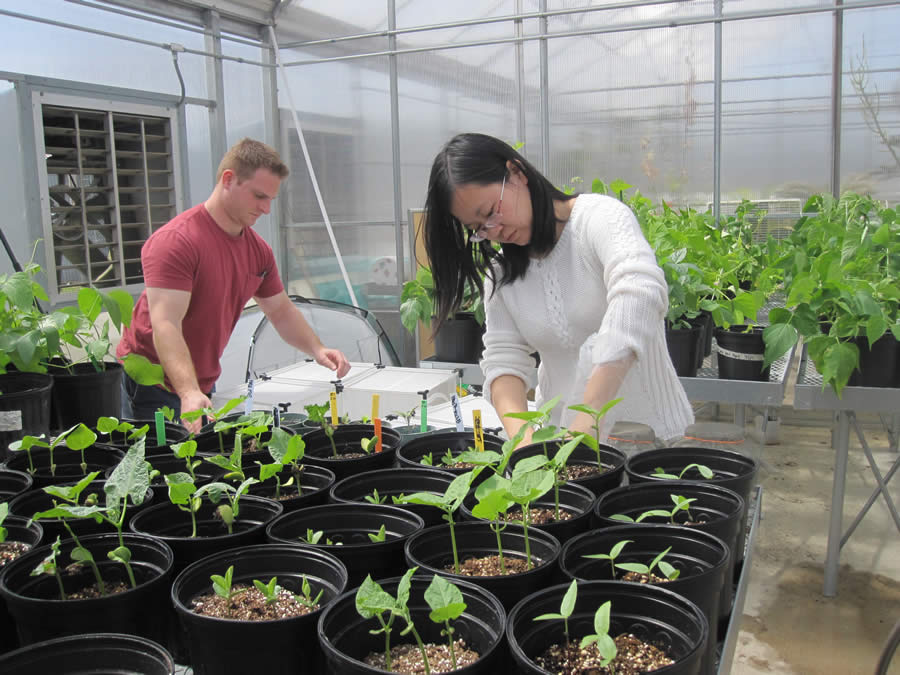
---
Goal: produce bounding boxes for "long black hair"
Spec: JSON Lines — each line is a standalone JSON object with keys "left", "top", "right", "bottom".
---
{"left": 423, "top": 133, "right": 572, "bottom": 333}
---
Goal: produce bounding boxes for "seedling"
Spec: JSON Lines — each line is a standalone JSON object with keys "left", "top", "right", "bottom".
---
{"left": 567, "top": 398, "right": 623, "bottom": 466}
{"left": 170, "top": 439, "right": 201, "bottom": 481}
{"left": 615, "top": 546, "right": 681, "bottom": 581}
{"left": 424, "top": 574, "right": 468, "bottom": 670}
{"left": 610, "top": 494, "right": 697, "bottom": 525}
{"left": 253, "top": 576, "right": 282, "bottom": 606}
{"left": 470, "top": 474, "right": 513, "bottom": 575}
{"left": 534, "top": 578, "right": 578, "bottom": 643}
{"left": 583, "top": 539, "right": 633, "bottom": 579}
{"left": 211, "top": 565, "right": 247, "bottom": 616}
{"left": 365, "top": 489, "right": 388, "bottom": 505}
{"left": 355, "top": 568, "right": 431, "bottom": 675}
{"left": 391, "top": 406, "right": 419, "bottom": 428}
{"left": 96, "top": 416, "right": 149, "bottom": 446}
{"left": 164, "top": 473, "right": 257, "bottom": 536}
{"left": 509, "top": 435, "right": 584, "bottom": 521}
{"left": 295, "top": 575, "right": 323, "bottom": 608}
{"left": 30, "top": 535, "right": 67, "bottom": 600}
{"left": 360, "top": 436, "right": 378, "bottom": 455}
{"left": 304, "top": 403, "right": 340, "bottom": 457}
{"left": 579, "top": 601, "right": 617, "bottom": 667}
{"left": 32, "top": 439, "right": 153, "bottom": 591}
{"left": 9, "top": 423, "right": 98, "bottom": 476}
{"left": 204, "top": 439, "right": 247, "bottom": 483}
{"left": 419, "top": 452, "right": 434, "bottom": 466}
{"left": 262, "top": 428, "right": 305, "bottom": 499}
{"left": 499, "top": 464, "right": 555, "bottom": 569}
{"left": 367, "top": 524, "right": 388, "bottom": 543}
{"left": 181, "top": 396, "right": 245, "bottom": 446}
{"left": 652, "top": 463, "right": 714, "bottom": 480}
{"left": 397, "top": 468, "right": 483, "bottom": 574}
{"left": 299, "top": 528, "right": 341, "bottom": 546}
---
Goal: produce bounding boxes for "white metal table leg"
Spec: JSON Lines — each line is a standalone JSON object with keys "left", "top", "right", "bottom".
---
{"left": 824, "top": 410, "right": 852, "bottom": 597}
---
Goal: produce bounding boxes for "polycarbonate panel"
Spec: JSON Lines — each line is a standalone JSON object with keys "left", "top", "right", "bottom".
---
{"left": 547, "top": 24, "right": 714, "bottom": 207}
{"left": 841, "top": 6, "right": 900, "bottom": 202}
{"left": 721, "top": 14, "right": 833, "bottom": 211}
{"left": 723, "top": 0, "right": 834, "bottom": 13}
{"left": 547, "top": 0, "right": 713, "bottom": 33}
{"left": 0, "top": 0, "right": 207, "bottom": 96}
{"left": 274, "top": 51, "right": 404, "bottom": 358}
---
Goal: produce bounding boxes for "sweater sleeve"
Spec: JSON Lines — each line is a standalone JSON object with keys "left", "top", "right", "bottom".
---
{"left": 479, "top": 274, "right": 537, "bottom": 406}
{"left": 580, "top": 196, "right": 669, "bottom": 366}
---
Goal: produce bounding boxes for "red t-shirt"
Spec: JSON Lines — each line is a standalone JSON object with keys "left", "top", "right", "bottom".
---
{"left": 117, "top": 204, "right": 284, "bottom": 393}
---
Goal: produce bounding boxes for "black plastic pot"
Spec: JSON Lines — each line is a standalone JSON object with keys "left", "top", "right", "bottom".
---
{"left": 49, "top": 361, "right": 123, "bottom": 431}
{"left": 0, "top": 533, "right": 174, "bottom": 648}
{"left": 4, "top": 444, "right": 124, "bottom": 490}
{"left": 507, "top": 580, "right": 707, "bottom": 675}
{"left": 593, "top": 482, "right": 744, "bottom": 617}
{"left": 9, "top": 482, "right": 154, "bottom": 545}
{"left": 690, "top": 310, "right": 714, "bottom": 358}
{"left": 666, "top": 323, "right": 703, "bottom": 377}
{"left": 328, "top": 466, "right": 457, "bottom": 527}
{"left": 625, "top": 446, "right": 758, "bottom": 567}
{"left": 128, "top": 495, "right": 284, "bottom": 663}
{"left": 318, "top": 572, "right": 507, "bottom": 674}
{"left": 389, "top": 423, "right": 440, "bottom": 444}
{"left": 714, "top": 325, "right": 770, "bottom": 381}
{"left": 194, "top": 426, "right": 296, "bottom": 463}
{"left": 246, "top": 463, "right": 336, "bottom": 513}
{"left": 559, "top": 524, "right": 730, "bottom": 675}
{"left": 396, "top": 430, "right": 505, "bottom": 484}
{"left": 404, "top": 521, "right": 561, "bottom": 612}
{"left": 433, "top": 311, "right": 485, "bottom": 363}
{"left": 128, "top": 495, "right": 284, "bottom": 578}
{"left": 848, "top": 333, "right": 900, "bottom": 388}
{"left": 99, "top": 419, "right": 189, "bottom": 455}
{"left": 173, "top": 544, "right": 348, "bottom": 675}
{"left": 300, "top": 424, "right": 401, "bottom": 481}
{"left": 508, "top": 440, "right": 626, "bottom": 499}
{"left": 0, "top": 632, "right": 175, "bottom": 674}
{"left": 0, "top": 468, "right": 33, "bottom": 503}
{"left": 0, "top": 373, "right": 53, "bottom": 462}
{"left": 0, "top": 516, "right": 43, "bottom": 654}
{"left": 266, "top": 503, "right": 425, "bottom": 588}
{"left": 460, "top": 480, "right": 596, "bottom": 546}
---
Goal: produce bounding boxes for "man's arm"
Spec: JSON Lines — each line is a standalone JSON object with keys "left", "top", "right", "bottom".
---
{"left": 146, "top": 286, "right": 211, "bottom": 433}
{"left": 255, "top": 291, "right": 351, "bottom": 378}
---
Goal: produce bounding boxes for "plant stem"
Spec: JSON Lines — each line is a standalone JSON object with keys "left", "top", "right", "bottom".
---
{"left": 492, "top": 522, "right": 506, "bottom": 575}
{"left": 63, "top": 521, "right": 106, "bottom": 596}
{"left": 409, "top": 625, "right": 431, "bottom": 675}
{"left": 328, "top": 433, "right": 338, "bottom": 458}
{"left": 522, "top": 516, "right": 533, "bottom": 570}
{"left": 447, "top": 512, "right": 460, "bottom": 574}
{"left": 377, "top": 614, "right": 393, "bottom": 672}
{"left": 445, "top": 622, "right": 457, "bottom": 669}
{"left": 553, "top": 482, "right": 561, "bottom": 521}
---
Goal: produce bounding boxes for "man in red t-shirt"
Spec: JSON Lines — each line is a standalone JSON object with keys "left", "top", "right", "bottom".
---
{"left": 117, "top": 138, "right": 350, "bottom": 432}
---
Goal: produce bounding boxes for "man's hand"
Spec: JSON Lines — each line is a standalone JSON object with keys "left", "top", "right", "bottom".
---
{"left": 180, "top": 389, "right": 213, "bottom": 434}
{"left": 314, "top": 347, "right": 351, "bottom": 378}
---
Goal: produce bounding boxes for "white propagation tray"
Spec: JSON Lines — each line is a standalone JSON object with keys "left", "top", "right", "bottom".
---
{"left": 218, "top": 361, "right": 459, "bottom": 422}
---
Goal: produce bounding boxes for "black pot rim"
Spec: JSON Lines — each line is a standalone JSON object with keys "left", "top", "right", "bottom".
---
{"left": 0, "top": 632, "right": 175, "bottom": 669}
{"left": 266, "top": 502, "right": 425, "bottom": 548}
{"left": 594, "top": 482, "right": 745, "bottom": 520}
{"left": 171, "top": 543, "right": 348, "bottom": 626}
{"left": 0, "top": 532, "right": 174, "bottom": 605}
{"left": 625, "top": 446, "right": 758, "bottom": 482}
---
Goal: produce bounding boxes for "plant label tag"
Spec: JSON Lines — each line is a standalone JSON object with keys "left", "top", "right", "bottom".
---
{"left": 0, "top": 410, "right": 22, "bottom": 431}
{"left": 329, "top": 391, "right": 339, "bottom": 426}
{"left": 374, "top": 417, "right": 383, "bottom": 453}
{"left": 245, "top": 380, "right": 255, "bottom": 415}
{"left": 451, "top": 394, "right": 464, "bottom": 432}
{"left": 154, "top": 410, "right": 165, "bottom": 446}
{"left": 473, "top": 410, "right": 484, "bottom": 451}
{"left": 420, "top": 399, "right": 428, "bottom": 433}
{"left": 371, "top": 394, "right": 380, "bottom": 422}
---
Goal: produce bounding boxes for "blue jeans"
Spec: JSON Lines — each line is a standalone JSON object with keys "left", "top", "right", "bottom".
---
{"left": 120, "top": 372, "right": 183, "bottom": 422}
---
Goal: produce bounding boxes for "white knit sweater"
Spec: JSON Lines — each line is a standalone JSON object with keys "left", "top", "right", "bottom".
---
{"left": 480, "top": 193, "right": 694, "bottom": 441}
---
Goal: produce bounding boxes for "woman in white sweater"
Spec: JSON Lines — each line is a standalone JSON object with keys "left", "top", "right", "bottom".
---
{"left": 423, "top": 133, "right": 693, "bottom": 444}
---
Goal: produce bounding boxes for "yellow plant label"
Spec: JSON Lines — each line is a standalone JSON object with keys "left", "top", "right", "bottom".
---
{"left": 473, "top": 410, "right": 484, "bottom": 451}
{"left": 329, "top": 391, "right": 339, "bottom": 426}
{"left": 371, "top": 394, "right": 380, "bottom": 421}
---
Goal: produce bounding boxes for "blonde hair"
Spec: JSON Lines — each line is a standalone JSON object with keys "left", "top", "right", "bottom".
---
{"left": 216, "top": 138, "right": 289, "bottom": 182}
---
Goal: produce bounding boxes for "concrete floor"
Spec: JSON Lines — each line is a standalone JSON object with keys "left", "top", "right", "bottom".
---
{"left": 726, "top": 418, "right": 900, "bottom": 675}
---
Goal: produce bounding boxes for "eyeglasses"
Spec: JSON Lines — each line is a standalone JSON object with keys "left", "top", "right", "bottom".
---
{"left": 468, "top": 174, "right": 505, "bottom": 243}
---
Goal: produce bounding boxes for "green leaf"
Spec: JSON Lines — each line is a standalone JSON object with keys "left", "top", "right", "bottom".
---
{"left": 105, "top": 289, "right": 134, "bottom": 329}
{"left": 122, "top": 353, "right": 166, "bottom": 387}
{"left": 105, "top": 438, "right": 149, "bottom": 508}
{"left": 355, "top": 575, "right": 397, "bottom": 619}
{"left": 762, "top": 323, "right": 798, "bottom": 368}
{"left": 43, "top": 471, "right": 101, "bottom": 503}
{"left": 559, "top": 578, "right": 578, "bottom": 618}
{"left": 615, "top": 562, "right": 650, "bottom": 574}
{"left": 62, "top": 423, "right": 98, "bottom": 451}
{"left": 77, "top": 287, "right": 103, "bottom": 324}
{"left": 397, "top": 567, "right": 416, "bottom": 610}
{"left": 165, "top": 472, "right": 197, "bottom": 505}
{"left": 821, "top": 340, "right": 859, "bottom": 398}
{"left": 609, "top": 539, "right": 632, "bottom": 558}
{"left": 108, "top": 545, "right": 131, "bottom": 564}
{"left": 424, "top": 574, "right": 466, "bottom": 623}
{"left": 70, "top": 545, "right": 95, "bottom": 565}
{"left": 471, "top": 487, "right": 513, "bottom": 521}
